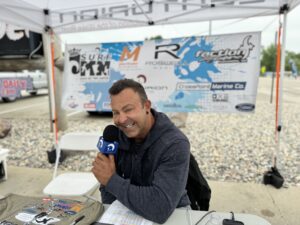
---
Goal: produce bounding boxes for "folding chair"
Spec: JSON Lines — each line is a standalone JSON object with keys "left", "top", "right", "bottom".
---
{"left": 43, "top": 132, "right": 100, "bottom": 201}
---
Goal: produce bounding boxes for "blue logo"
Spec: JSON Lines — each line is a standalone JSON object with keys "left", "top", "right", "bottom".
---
{"left": 235, "top": 103, "right": 255, "bottom": 112}
{"left": 97, "top": 136, "right": 119, "bottom": 154}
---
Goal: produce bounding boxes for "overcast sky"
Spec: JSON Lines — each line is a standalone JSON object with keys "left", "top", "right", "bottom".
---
{"left": 60, "top": 5, "right": 300, "bottom": 53}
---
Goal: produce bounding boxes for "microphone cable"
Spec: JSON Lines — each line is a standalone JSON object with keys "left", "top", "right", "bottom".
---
{"left": 194, "top": 210, "right": 216, "bottom": 225}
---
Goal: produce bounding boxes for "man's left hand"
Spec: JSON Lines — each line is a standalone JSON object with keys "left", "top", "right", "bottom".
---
{"left": 92, "top": 153, "right": 116, "bottom": 186}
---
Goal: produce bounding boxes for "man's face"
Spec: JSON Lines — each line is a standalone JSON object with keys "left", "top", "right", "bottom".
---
{"left": 110, "top": 88, "right": 151, "bottom": 140}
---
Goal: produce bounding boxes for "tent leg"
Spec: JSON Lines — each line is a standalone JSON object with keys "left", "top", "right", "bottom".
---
{"left": 263, "top": 11, "right": 288, "bottom": 189}
{"left": 276, "top": 10, "right": 288, "bottom": 171}
{"left": 42, "top": 31, "right": 58, "bottom": 146}
{"left": 270, "top": 31, "right": 277, "bottom": 104}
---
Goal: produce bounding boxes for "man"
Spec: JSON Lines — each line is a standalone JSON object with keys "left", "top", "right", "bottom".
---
{"left": 92, "top": 79, "right": 190, "bottom": 224}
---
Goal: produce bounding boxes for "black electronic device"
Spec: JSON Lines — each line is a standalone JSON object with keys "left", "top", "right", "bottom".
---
{"left": 222, "top": 212, "right": 244, "bottom": 225}
{"left": 223, "top": 219, "right": 244, "bottom": 225}
{"left": 263, "top": 166, "right": 284, "bottom": 188}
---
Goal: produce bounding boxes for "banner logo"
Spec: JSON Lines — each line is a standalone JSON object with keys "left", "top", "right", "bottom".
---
{"left": 212, "top": 93, "right": 228, "bottom": 102}
{"left": 196, "top": 35, "right": 254, "bottom": 63}
{"left": 211, "top": 82, "right": 246, "bottom": 91}
{"left": 68, "top": 48, "right": 111, "bottom": 80}
{"left": 155, "top": 44, "right": 180, "bottom": 59}
{"left": 137, "top": 74, "right": 147, "bottom": 83}
{"left": 235, "top": 103, "right": 255, "bottom": 112}
{"left": 120, "top": 46, "right": 141, "bottom": 62}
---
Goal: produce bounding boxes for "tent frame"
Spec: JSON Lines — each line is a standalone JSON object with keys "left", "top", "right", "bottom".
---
{"left": 1, "top": 0, "right": 298, "bottom": 177}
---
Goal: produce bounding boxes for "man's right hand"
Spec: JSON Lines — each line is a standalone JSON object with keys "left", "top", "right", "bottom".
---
{"left": 92, "top": 153, "right": 116, "bottom": 186}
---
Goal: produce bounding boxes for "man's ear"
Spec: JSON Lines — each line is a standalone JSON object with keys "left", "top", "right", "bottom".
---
{"left": 144, "top": 100, "right": 151, "bottom": 113}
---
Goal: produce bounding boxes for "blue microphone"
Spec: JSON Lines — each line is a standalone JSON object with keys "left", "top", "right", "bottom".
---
{"left": 97, "top": 125, "right": 119, "bottom": 155}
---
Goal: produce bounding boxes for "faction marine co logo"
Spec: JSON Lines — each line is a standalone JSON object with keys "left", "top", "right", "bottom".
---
{"left": 196, "top": 35, "right": 255, "bottom": 63}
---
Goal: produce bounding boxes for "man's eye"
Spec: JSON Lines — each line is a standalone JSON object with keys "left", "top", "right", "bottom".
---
{"left": 124, "top": 108, "right": 132, "bottom": 113}
{"left": 112, "top": 111, "right": 119, "bottom": 116}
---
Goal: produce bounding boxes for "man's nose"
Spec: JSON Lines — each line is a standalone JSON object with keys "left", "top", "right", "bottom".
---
{"left": 117, "top": 112, "right": 127, "bottom": 124}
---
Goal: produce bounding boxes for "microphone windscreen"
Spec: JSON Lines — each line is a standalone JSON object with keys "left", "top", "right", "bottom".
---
{"left": 103, "top": 125, "right": 119, "bottom": 142}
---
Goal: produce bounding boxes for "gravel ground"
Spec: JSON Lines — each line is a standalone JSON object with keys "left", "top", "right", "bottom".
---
{"left": 1, "top": 77, "right": 299, "bottom": 187}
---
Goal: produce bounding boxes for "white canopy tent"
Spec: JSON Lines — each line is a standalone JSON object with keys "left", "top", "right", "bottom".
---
{"left": 0, "top": 0, "right": 299, "bottom": 168}
{"left": 0, "top": 0, "right": 299, "bottom": 34}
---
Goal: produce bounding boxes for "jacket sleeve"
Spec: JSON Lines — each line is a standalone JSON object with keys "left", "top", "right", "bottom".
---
{"left": 104, "top": 140, "right": 190, "bottom": 224}
{"left": 100, "top": 184, "right": 116, "bottom": 204}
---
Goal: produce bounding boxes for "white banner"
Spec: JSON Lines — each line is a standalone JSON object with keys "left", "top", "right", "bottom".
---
{"left": 62, "top": 32, "right": 261, "bottom": 113}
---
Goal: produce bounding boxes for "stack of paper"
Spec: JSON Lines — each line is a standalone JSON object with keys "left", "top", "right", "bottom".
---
{"left": 98, "top": 200, "right": 153, "bottom": 225}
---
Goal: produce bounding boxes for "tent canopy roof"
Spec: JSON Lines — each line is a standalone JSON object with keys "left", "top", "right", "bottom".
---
{"left": 0, "top": 0, "right": 300, "bottom": 34}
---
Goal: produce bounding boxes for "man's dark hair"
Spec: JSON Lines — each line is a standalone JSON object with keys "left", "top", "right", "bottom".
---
{"left": 109, "top": 79, "right": 148, "bottom": 103}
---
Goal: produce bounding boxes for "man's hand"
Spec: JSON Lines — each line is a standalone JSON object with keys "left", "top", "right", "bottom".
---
{"left": 92, "top": 153, "right": 116, "bottom": 186}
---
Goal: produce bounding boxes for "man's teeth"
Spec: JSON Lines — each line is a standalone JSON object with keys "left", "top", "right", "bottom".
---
{"left": 125, "top": 123, "right": 134, "bottom": 128}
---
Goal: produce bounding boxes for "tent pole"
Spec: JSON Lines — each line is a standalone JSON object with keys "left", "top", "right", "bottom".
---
{"left": 42, "top": 31, "right": 58, "bottom": 146}
{"left": 276, "top": 10, "right": 288, "bottom": 170}
{"left": 270, "top": 31, "right": 277, "bottom": 104}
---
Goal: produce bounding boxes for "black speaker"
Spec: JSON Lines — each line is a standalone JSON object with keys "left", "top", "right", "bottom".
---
{"left": 47, "top": 146, "right": 66, "bottom": 164}
{"left": 0, "top": 25, "right": 43, "bottom": 58}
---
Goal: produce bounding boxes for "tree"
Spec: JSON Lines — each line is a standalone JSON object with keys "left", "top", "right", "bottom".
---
{"left": 261, "top": 44, "right": 277, "bottom": 72}
{"left": 261, "top": 44, "right": 300, "bottom": 73}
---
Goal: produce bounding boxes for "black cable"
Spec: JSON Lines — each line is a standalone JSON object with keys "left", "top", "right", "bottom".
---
{"left": 230, "top": 211, "right": 235, "bottom": 220}
{"left": 194, "top": 210, "right": 216, "bottom": 225}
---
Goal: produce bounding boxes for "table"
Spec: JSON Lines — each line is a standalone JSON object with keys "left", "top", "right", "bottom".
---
{"left": 100, "top": 204, "right": 271, "bottom": 225}
{"left": 163, "top": 208, "right": 271, "bottom": 225}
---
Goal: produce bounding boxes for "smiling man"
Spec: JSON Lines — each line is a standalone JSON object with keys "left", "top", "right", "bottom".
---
{"left": 92, "top": 79, "right": 190, "bottom": 224}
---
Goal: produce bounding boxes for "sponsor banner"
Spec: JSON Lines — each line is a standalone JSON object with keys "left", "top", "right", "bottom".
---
{"left": 0, "top": 77, "right": 33, "bottom": 98}
{"left": 62, "top": 32, "right": 260, "bottom": 113}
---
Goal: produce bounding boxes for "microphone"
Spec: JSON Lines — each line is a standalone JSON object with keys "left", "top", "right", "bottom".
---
{"left": 97, "top": 125, "right": 119, "bottom": 155}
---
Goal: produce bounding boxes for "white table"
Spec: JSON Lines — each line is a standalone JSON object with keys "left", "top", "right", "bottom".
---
{"left": 101, "top": 204, "right": 271, "bottom": 225}
{"left": 163, "top": 208, "right": 271, "bottom": 225}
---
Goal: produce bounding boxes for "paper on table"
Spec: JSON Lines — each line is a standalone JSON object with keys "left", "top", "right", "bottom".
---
{"left": 98, "top": 200, "right": 153, "bottom": 225}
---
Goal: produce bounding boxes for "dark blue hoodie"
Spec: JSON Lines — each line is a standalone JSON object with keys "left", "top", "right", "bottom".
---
{"left": 100, "top": 109, "right": 190, "bottom": 223}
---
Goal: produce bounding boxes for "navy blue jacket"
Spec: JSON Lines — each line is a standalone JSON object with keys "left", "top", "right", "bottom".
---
{"left": 100, "top": 109, "right": 190, "bottom": 223}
